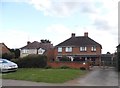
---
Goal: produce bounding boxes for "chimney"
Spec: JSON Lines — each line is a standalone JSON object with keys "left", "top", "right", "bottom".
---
{"left": 84, "top": 32, "right": 88, "bottom": 37}
{"left": 27, "top": 41, "right": 31, "bottom": 45}
{"left": 71, "top": 33, "right": 75, "bottom": 37}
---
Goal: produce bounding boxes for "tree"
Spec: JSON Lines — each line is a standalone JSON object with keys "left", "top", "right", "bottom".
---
{"left": 2, "top": 53, "right": 15, "bottom": 60}
{"left": 106, "top": 52, "right": 111, "bottom": 54}
{"left": 41, "top": 39, "right": 51, "bottom": 43}
{"left": 10, "top": 49, "right": 20, "bottom": 58}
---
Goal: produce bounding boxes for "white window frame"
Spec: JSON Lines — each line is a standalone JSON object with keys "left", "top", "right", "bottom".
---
{"left": 65, "top": 47, "right": 72, "bottom": 52}
{"left": 80, "top": 47, "right": 87, "bottom": 51}
{"left": 22, "top": 49, "right": 28, "bottom": 53}
{"left": 58, "top": 47, "right": 62, "bottom": 52}
{"left": 91, "top": 46, "right": 96, "bottom": 51}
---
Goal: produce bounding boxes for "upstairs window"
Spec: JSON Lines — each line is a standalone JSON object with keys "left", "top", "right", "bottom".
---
{"left": 91, "top": 46, "right": 96, "bottom": 51}
{"left": 80, "top": 47, "right": 87, "bottom": 51}
{"left": 58, "top": 47, "right": 62, "bottom": 52}
{"left": 66, "top": 47, "right": 72, "bottom": 52}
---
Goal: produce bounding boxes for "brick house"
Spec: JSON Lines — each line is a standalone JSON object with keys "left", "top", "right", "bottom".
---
{"left": 54, "top": 32, "right": 102, "bottom": 66}
{"left": 0, "top": 43, "right": 10, "bottom": 55}
{"left": 20, "top": 40, "right": 54, "bottom": 59}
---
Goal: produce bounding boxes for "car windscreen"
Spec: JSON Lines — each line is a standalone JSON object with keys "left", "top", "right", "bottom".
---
{"left": 0, "top": 60, "right": 8, "bottom": 63}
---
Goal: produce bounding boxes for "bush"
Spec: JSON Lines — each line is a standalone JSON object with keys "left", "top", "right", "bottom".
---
{"left": 60, "top": 66, "right": 70, "bottom": 69}
{"left": 15, "top": 54, "right": 47, "bottom": 68}
{"left": 80, "top": 67, "right": 86, "bottom": 70}
{"left": 59, "top": 56, "right": 71, "bottom": 61}
{"left": 2, "top": 53, "right": 15, "bottom": 60}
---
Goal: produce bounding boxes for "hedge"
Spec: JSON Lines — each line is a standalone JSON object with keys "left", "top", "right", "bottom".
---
{"left": 14, "top": 54, "right": 47, "bottom": 68}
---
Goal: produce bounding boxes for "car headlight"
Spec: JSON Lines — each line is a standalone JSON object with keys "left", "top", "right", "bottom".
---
{"left": 2, "top": 65, "right": 10, "bottom": 69}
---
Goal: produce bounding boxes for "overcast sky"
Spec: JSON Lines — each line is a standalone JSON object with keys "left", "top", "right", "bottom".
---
{"left": 0, "top": 0, "right": 119, "bottom": 54}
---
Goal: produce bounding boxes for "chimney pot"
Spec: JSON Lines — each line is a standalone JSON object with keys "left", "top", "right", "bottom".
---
{"left": 71, "top": 33, "right": 75, "bottom": 37}
{"left": 27, "top": 41, "right": 31, "bottom": 45}
{"left": 84, "top": 32, "right": 88, "bottom": 37}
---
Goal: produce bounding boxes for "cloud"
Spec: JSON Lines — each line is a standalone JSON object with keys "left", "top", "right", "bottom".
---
{"left": 0, "top": 29, "right": 29, "bottom": 48}
{"left": 45, "top": 24, "right": 72, "bottom": 45}
{"left": 43, "top": 23, "right": 117, "bottom": 53}
{"left": 23, "top": 0, "right": 101, "bottom": 17}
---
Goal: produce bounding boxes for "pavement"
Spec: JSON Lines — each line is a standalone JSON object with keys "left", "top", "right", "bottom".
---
{"left": 1, "top": 66, "right": 119, "bottom": 86}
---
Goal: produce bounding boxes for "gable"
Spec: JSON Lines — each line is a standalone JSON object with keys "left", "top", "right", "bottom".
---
{"left": 38, "top": 48, "right": 45, "bottom": 54}
{"left": 0, "top": 43, "right": 10, "bottom": 54}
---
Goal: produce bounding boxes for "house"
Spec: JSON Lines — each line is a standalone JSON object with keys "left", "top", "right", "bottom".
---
{"left": 101, "top": 54, "right": 113, "bottom": 66}
{"left": 117, "top": 44, "right": 120, "bottom": 71}
{"left": 54, "top": 32, "right": 102, "bottom": 66}
{"left": 0, "top": 43, "right": 10, "bottom": 55}
{"left": 20, "top": 40, "right": 54, "bottom": 59}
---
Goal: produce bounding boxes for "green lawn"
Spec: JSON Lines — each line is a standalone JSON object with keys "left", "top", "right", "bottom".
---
{"left": 2, "top": 68, "right": 87, "bottom": 83}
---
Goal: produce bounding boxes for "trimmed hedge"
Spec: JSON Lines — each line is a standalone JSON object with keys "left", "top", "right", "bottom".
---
{"left": 14, "top": 55, "right": 47, "bottom": 68}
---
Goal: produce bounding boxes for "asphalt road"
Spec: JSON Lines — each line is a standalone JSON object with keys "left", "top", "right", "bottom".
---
{"left": 1, "top": 66, "right": 119, "bottom": 86}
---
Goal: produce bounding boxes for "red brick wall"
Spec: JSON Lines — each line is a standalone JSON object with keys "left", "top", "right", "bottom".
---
{"left": 45, "top": 49, "right": 54, "bottom": 61}
{"left": 54, "top": 46, "right": 101, "bottom": 59}
{"left": 47, "top": 61, "right": 89, "bottom": 70}
{"left": 1, "top": 44, "right": 10, "bottom": 54}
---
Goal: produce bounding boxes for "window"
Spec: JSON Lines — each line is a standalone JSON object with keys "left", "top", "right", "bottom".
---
{"left": 91, "top": 46, "right": 96, "bottom": 51}
{"left": 65, "top": 47, "right": 72, "bottom": 52}
{"left": 80, "top": 47, "right": 87, "bottom": 51}
{"left": 58, "top": 47, "right": 62, "bottom": 52}
{"left": 22, "top": 49, "right": 28, "bottom": 53}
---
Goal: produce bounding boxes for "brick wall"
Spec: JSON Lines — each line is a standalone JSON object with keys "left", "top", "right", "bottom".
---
{"left": 47, "top": 61, "right": 90, "bottom": 70}
{"left": 54, "top": 46, "right": 101, "bottom": 59}
{"left": 0, "top": 44, "right": 10, "bottom": 54}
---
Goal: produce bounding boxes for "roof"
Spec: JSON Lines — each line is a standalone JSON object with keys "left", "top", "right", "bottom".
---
{"left": 0, "top": 43, "right": 10, "bottom": 54}
{"left": 55, "top": 36, "right": 102, "bottom": 48}
{"left": 117, "top": 44, "right": 120, "bottom": 48}
{"left": 21, "top": 41, "right": 54, "bottom": 50}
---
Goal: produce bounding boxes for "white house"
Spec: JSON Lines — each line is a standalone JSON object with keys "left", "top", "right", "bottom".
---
{"left": 20, "top": 40, "right": 53, "bottom": 58}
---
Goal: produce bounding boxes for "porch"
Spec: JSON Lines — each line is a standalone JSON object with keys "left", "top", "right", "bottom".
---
{"left": 56, "top": 55, "right": 101, "bottom": 66}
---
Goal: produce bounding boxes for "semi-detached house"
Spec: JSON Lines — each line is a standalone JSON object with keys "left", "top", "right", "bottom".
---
{"left": 20, "top": 40, "right": 54, "bottom": 59}
{"left": 54, "top": 32, "right": 102, "bottom": 65}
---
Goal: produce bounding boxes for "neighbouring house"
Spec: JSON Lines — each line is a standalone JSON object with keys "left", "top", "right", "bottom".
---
{"left": 117, "top": 44, "right": 120, "bottom": 71}
{"left": 20, "top": 40, "right": 54, "bottom": 59}
{"left": 101, "top": 53, "right": 113, "bottom": 66}
{"left": 0, "top": 43, "right": 10, "bottom": 55}
{"left": 54, "top": 32, "right": 102, "bottom": 66}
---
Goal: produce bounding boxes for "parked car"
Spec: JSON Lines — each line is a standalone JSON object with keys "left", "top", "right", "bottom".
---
{"left": 0, "top": 58, "right": 18, "bottom": 72}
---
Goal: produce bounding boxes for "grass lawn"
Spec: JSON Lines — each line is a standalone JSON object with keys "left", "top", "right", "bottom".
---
{"left": 2, "top": 68, "right": 87, "bottom": 83}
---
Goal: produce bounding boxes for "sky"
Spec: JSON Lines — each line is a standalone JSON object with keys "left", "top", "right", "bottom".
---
{"left": 0, "top": 0, "right": 119, "bottom": 54}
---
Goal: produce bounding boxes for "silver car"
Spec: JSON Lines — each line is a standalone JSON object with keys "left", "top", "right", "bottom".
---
{"left": 0, "top": 58, "right": 18, "bottom": 72}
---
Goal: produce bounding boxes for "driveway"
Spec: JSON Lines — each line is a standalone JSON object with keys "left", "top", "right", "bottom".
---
{"left": 66, "top": 66, "right": 119, "bottom": 86}
{"left": 2, "top": 66, "right": 119, "bottom": 86}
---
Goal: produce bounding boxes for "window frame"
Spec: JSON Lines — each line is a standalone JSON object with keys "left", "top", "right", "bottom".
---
{"left": 80, "top": 46, "right": 87, "bottom": 52}
{"left": 58, "top": 47, "right": 62, "bottom": 52}
{"left": 91, "top": 46, "right": 97, "bottom": 51}
{"left": 65, "top": 47, "right": 72, "bottom": 52}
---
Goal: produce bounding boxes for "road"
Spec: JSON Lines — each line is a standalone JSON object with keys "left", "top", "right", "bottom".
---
{"left": 1, "top": 66, "right": 119, "bottom": 86}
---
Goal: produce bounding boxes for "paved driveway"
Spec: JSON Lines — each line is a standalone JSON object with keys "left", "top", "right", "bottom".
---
{"left": 2, "top": 66, "right": 119, "bottom": 86}
{"left": 66, "top": 66, "right": 119, "bottom": 86}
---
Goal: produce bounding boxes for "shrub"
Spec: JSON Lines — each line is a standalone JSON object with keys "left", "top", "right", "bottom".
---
{"left": 60, "top": 65, "right": 70, "bottom": 69}
{"left": 59, "top": 56, "right": 71, "bottom": 61}
{"left": 2, "top": 53, "right": 15, "bottom": 60}
{"left": 80, "top": 67, "right": 86, "bottom": 70}
{"left": 15, "top": 54, "right": 47, "bottom": 68}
